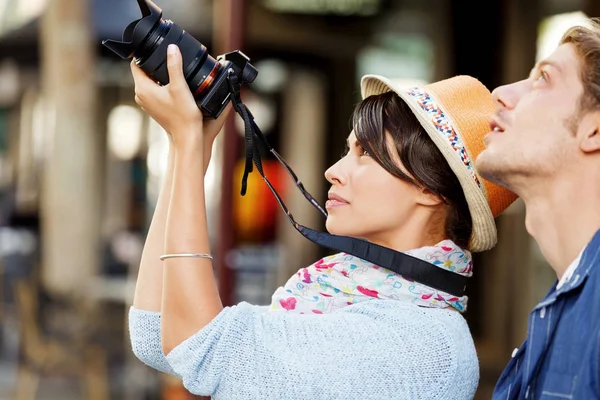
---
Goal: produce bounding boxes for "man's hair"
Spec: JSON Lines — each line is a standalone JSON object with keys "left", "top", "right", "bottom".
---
{"left": 561, "top": 18, "right": 600, "bottom": 113}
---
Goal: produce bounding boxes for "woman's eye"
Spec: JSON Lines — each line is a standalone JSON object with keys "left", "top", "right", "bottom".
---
{"left": 340, "top": 146, "right": 349, "bottom": 158}
{"left": 536, "top": 70, "right": 548, "bottom": 83}
{"left": 357, "top": 144, "right": 370, "bottom": 157}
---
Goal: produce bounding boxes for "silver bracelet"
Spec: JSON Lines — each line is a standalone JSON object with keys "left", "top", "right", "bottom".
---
{"left": 159, "top": 253, "right": 214, "bottom": 261}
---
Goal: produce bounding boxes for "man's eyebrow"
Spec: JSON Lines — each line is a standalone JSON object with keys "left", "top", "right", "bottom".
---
{"left": 529, "top": 60, "right": 563, "bottom": 78}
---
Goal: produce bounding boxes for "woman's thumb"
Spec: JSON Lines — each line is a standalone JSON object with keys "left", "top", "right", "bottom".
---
{"left": 167, "top": 44, "right": 185, "bottom": 88}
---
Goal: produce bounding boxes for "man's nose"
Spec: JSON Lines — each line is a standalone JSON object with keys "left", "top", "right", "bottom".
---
{"left": 491, "top": 79, "right": 529, "bottom": 110}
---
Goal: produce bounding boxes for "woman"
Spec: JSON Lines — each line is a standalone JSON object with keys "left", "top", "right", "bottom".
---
{"left": 128, "top": 44, "right": 517, "bottom": 399}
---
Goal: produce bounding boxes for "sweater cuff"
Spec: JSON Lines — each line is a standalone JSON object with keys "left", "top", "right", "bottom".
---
{"left": 128, "top": 306, "right": 180, "bottom": 377}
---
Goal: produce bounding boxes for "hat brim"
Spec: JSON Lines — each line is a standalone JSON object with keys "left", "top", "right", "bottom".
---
{"left": 360, "top": 74, "right": 496, "bottom": 252}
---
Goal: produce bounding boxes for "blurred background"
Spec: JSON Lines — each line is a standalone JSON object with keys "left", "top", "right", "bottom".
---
{"left": 0, "top": 0, "right": 596, "bottom": 399}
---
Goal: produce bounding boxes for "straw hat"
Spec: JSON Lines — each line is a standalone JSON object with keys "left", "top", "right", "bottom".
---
{"left": 361, "top": 74, "right": 518, "bottom": 252}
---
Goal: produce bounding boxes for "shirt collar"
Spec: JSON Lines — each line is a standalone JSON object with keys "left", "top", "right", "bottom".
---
{"left": 556, "top": 247, "right": 585, "bottom": 290}
{"left": 533, "top": 231, "right": 600, "bottom": 311}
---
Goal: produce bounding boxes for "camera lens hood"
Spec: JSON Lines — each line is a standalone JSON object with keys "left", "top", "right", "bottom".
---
{"left": 102, "top": 0, "right": 163, "bottom": 59}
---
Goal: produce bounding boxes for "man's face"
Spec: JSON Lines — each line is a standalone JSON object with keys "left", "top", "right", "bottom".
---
{"left": 476, "top": 43, "right": 584, "bottom": 189}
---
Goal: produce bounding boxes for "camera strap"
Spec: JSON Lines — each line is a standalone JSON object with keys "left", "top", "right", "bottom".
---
{"left": 227, "top": 75, "right": 468, "bottom": 297}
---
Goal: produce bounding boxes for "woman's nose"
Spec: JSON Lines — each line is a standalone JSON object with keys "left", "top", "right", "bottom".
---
{"left": 325, "top": 158, "right": 346, "bottom": 186}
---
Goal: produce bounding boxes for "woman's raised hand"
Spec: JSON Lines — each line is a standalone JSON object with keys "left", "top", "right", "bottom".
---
{"left": 131, "top": 44, "right": 230, "bottom": 150}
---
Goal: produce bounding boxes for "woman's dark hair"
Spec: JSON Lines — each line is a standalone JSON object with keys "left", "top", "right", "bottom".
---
{"left": 352, "top": 91, "right": 473, "bottom": 249}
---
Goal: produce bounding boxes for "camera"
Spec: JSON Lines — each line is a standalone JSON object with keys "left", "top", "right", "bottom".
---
{"left": 102, "top": 0, "right": 258, "bottom": 119}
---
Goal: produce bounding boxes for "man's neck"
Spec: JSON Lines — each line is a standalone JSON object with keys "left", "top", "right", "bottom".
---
{"left": 521, "top": 177, "right": 600, "bottom": 279}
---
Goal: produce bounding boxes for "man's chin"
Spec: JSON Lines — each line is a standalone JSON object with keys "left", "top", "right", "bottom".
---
{"left": 476, "top": 151, "right": 515, "bottom": 188}
{"left": 476, "top": 147, "right": 497, "bottom": 169}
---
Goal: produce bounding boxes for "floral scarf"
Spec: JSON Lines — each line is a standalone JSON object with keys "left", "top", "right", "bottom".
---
{"left": 268, "top": 240, "right": 472, "bottom": 314}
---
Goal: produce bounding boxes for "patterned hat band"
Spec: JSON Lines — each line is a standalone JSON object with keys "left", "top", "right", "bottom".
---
{"left": 404, "top": 87, "right": 482, "bottom": 190}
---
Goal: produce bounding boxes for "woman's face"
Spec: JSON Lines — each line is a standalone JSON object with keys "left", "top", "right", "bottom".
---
{"left": 324, "top": 132, "right": 428, "bottom": 247}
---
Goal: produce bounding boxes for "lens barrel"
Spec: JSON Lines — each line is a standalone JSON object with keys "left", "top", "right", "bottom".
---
{"left": 132, "top": 19, "right": 223, "bottom": 98}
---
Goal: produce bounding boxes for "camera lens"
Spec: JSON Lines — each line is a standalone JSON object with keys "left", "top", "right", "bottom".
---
{"left": 102, "top": 0, "right": 223, "bottom": 102}
{"left": 134, "top": 19, "right": 224, "bottom": 98}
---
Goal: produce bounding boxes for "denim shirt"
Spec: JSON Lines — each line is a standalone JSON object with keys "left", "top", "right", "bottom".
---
{"left": 493, "top": 229, "right": 600, "bottom": 399}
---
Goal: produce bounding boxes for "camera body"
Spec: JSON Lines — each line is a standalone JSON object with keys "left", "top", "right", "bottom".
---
{"left": 197, "top": 50, "right": 257, "bottom": 119}
{"left": 102, "top": 0, "right": 257, "bottom": 119}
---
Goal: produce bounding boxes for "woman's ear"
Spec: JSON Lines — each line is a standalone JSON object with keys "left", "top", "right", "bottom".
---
{"left": 416, "top": 188, "right": 444, "bottom": 207}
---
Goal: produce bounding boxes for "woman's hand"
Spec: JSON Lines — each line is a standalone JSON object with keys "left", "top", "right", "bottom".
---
{"left": 131, "top": 44, "right": 231, "bottom": 150}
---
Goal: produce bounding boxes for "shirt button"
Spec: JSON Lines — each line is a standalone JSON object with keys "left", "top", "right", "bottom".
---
{"left": 540, "top": 307, "right": 546, "bottom": 319}
{"left": 511, "top": 347, "right": 519, "bottom": 358}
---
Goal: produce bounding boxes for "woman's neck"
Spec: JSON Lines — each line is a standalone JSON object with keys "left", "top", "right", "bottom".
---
{"left": 365, "top": 209, "right": 448, "bottom": 253}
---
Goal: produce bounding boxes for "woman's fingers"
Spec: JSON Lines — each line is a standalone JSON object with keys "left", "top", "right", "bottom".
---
{"left": 130, "top": 60, "right": 162, "bottom": 106}
{"left": 130, "top": 60, "right": 153, "bottom": 87}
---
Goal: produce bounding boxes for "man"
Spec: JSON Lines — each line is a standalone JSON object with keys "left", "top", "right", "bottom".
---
{"left": 476, "top": 18, "right": 600, "bottom": 399}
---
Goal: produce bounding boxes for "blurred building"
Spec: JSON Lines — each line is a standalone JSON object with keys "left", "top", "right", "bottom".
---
{"left": 0, "top": 0, "right": 597, "bottom": 398}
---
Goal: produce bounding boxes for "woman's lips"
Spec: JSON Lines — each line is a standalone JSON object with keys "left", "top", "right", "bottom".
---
{"left": 325, "top": 199, "right": 349, "bottom": 209}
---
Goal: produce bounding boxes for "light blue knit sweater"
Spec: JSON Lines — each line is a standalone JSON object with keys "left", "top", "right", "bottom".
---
{"left": 129, "top": 299, "right": 479, "bottom": 399}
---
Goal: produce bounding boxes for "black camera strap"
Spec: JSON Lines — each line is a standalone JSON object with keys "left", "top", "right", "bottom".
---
{"left": 227, "top": 75, "right": 468, "bottom": 297}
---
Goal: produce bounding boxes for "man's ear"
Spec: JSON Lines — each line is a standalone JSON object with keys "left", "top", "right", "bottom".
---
{"left": 579, "top": 111, "right": 600, "bottom": 153}
{"left": 417, "top": 188, "right": 444, "bottom": 207}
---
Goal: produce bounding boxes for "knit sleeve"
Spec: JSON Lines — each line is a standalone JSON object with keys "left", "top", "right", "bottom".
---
{"left": 164, "top": 301, "right": 472, "bottom": 400}
{"left": 128, "top": 307, "right": 179, "bottom": 376}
